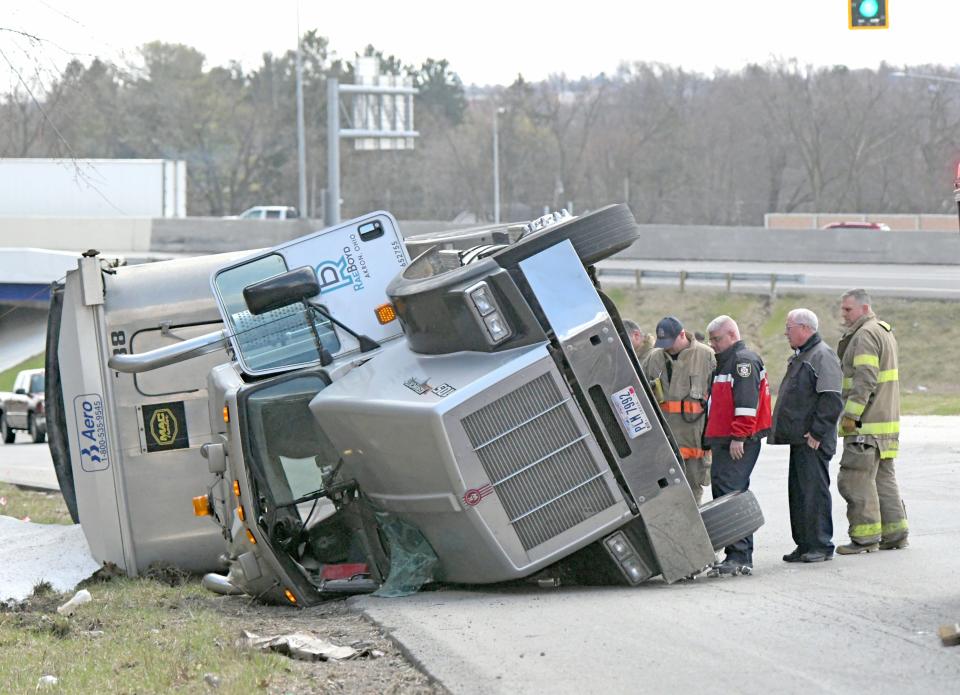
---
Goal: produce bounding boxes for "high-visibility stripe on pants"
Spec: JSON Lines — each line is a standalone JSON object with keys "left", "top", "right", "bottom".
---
{"left": 851, "top": 522, "right": 881, "bottom": 538}
{"left": 679, "top": 447, "right": 706, "bottom": 459}
{"left": 662, "top": 401, "right": 704, "bottom": 414}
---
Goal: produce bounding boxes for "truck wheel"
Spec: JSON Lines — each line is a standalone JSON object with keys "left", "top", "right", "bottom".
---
{"left": 0, "top": 413, "right": 14, "bottom": 444}
{"left": 28, "top": 414, "right": 46, "bottom": 444}
{"left": 699, "top": 490, "right": 765, "bottom": 552}
{"left": 490, "top": 204, "right": 639, "bottom": 270}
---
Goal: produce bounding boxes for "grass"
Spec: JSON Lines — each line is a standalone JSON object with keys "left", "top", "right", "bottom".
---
{"left": 0, "top": 495, "right": 438, "bottom": 695}
{"left": 0, "top": 579, "right": 286, "bottom": 694}
{"left": 0, "top": 561, "right": 439, "bottom": 695}
{"left": 0, "top": 353, "right": 44, "bottom": 391}
{"left": 0, "top": 483, "right": 72, "bottom": 525}
{"left": 900, "top": 393, "right": 960, "bottom": 416}
{"left": 608, "top": 286, "right": 960, "bottom": 414}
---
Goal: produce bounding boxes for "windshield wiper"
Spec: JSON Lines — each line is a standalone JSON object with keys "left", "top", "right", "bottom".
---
{"left": 276, "top": 478, "right": 356, "bottom": 509}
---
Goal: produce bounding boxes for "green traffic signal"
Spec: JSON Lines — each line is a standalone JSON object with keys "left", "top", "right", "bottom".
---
{"left": 850, "top": 0, "right": 887, "bottom": 29}
{"left": 859, "top": 0, "right": 879, "bottom": 18}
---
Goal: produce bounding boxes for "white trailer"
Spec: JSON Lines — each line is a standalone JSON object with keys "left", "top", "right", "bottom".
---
{"left": 0, "top": 158, "right": 186, "bottom": 218}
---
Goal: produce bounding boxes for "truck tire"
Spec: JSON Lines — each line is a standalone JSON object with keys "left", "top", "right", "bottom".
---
{"left": 28, "top": 413, "right": 46, "bottom": 444}
{"left": 490, "top": 204, "right": 639, "bottom": 270}
{"left": 1, "top": 413, "right": 14, "bottom": 444}
{"left": 699, "top": 490, "right": 764, "bottom": 551}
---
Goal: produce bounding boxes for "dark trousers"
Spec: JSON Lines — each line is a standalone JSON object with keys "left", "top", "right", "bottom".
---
{"left": 788, "top": 443, "right": 834, "bottom": 554}
{"left": 711, "top": 438, "right": 761, "bottom": 564}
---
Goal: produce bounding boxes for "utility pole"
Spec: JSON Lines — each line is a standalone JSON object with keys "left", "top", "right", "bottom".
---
{"left": 493, "top": 106, "right": 505, "bottom": 224}
{"left": 295, "top": 7, "right": 308, "bottom": 217}
{"left": 493, "top": 107, "right": 500, "bottom": 224}
{"left": 326, "top": 77, "right": 341, "bottom": 226}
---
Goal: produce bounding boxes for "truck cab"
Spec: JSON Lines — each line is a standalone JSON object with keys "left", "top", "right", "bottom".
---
{"left": 188, "top": 207, "right": 763, "bottom": 604}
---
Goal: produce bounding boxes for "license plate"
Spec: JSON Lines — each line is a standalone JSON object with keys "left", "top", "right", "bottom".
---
{"left": 610, "top": 386, "right": 652, "bottom": 439}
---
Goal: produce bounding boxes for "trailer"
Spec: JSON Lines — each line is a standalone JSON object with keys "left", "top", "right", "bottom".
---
{"left": 0, "top": 158, "right": 186, "bottom": 218}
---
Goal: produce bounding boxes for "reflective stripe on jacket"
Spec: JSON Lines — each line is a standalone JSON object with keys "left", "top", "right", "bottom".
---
{"left": 641, "top": 340, "right": 715, "bottom": 458}
{"left": 837, "top": 311, "right": 900, "bottom": 458}
{"left": 705, "top": 340, "right": 772, "bottom": 443}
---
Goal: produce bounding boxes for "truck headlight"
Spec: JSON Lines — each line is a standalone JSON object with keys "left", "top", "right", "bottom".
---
{"left": 604, "top": 531, "right": 632, "bottom": 560}
{"left": 483, "top": 312, "right": 510, "bottom": 342}
{"left": 470, "top": 285, "right": 495, "bottom": 316}
{"left": 602, "top": 530, "right": 651, "bottom": 586}
{"left": 466, "top": 281, "right": 511, "bottom": 344}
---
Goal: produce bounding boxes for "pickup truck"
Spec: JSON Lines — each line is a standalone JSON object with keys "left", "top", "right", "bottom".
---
{"left": 1, "top": 368, "right": 46, "bottom": 444}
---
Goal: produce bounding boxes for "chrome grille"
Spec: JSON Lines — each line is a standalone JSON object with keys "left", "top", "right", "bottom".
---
{"left": 461, "top": 373, "right": 617, "bottom": 550}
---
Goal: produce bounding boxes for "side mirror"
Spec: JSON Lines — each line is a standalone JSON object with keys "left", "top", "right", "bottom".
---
{"left": 15, "top": 388, "right": 26, "bottom": 395}
{"left": 243, "top": 266, "right": 320, "bottom": 315}
{"left": 201, "top": 442, "right": 227, "bottom": 475}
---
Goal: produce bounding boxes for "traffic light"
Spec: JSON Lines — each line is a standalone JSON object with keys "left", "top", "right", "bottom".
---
{"left": 850, "top": 0, "right": 888, "bottom": 29}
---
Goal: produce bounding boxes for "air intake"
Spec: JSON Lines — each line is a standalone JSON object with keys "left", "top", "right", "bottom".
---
{"left": 461, "top": 373, "right": 617, "bottom": 550}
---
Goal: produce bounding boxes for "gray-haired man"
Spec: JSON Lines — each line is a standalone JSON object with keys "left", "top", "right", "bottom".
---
{"left": 768, "top": 309, "right": 843, "bottom": 563}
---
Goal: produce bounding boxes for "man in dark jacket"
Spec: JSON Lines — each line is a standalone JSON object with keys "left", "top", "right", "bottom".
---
{"left": 705, "top": 315, "right": 772, "bottom": 576}
{"left": 769, "top": 309, "right": 843, "bottom": 563}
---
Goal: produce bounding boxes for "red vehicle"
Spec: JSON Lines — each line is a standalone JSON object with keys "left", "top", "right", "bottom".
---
{"left": 1, "top": 368, "right": 46, "bottom": 443}
{"left": 822, "top": 221, "right": 891, "bottom": 231}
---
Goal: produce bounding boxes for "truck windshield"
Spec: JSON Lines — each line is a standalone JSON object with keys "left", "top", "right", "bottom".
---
{"left": 240, "top": 373, "right": 358, "bottom": 577}
{"left": 214, "top": 254, "right": 340, "bottom": 373}
{"left": 241, "top": 373, "right": 340, "bottom": 518}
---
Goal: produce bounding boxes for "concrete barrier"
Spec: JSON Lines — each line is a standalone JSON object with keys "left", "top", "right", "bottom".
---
{"left": 0, "top": 216, "right": 957, "bottom": 264}
{"left": 620, "top": 225, "right": 960, "bottom": 265}
{"left": 765, "top": 212, "right": 960, "bottom": 232}
{"left": 0, "top": 218, "right": 152, "bottom": 252}
{"left": 150, "top": 217, "right": 319, "bottom": 253}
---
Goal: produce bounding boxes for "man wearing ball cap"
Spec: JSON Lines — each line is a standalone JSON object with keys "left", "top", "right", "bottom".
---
{"left": 641, "top": 316, "right": 716, "bottom": 504}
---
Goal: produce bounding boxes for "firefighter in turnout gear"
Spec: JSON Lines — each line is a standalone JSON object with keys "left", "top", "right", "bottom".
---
{"left": 624, "top": 319, "right": 655, "bottom": 362}
{"left": 835, "top": 289, "right": 908, "bottom": 555}
{"left": 642, "top": 316, "right": 716, "bottom": 504}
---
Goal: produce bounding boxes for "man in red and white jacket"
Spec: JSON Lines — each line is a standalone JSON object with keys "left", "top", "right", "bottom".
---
{"left": 705, "top": 315, "right": 772, "bottom": 575}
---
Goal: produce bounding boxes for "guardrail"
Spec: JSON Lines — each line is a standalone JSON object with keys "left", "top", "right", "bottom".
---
{"left": 597, "top": 268, "right": 805, "bottom": 294}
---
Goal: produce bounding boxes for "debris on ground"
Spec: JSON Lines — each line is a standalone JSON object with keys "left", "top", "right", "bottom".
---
{"left": 939, "top": 623, "right": 960, "bottom": 646}
{"left": 80, "top": 562, "right": 124, "bottom": 586}
{"left": 239, "top": 629, "right": 359, "bottom": 661}
{"left": 56, "top": 589, "right": 92, "bottom": 616}
{"left": 143, "top": 562, "right": 191, "bottom": 587}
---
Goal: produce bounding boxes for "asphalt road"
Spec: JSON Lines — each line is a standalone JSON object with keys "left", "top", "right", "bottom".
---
{"left": 6, "top": 419, "right": 959, "bottom": 693}
{"left": 353, "top": 416, "right": 960, "bottom": 694}
{"left": 595, "top": 259, "right": 960, "bottom": 298}
{"left": 0, "top": 439, "right": 59, "bottom": 489}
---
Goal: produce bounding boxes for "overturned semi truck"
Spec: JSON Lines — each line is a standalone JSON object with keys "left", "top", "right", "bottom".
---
{"left": 47, "top": 206, "right": 763, "bottom": 605}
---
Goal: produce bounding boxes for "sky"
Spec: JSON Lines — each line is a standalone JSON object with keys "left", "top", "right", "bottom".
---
{"left": 2, "top": 1, "right": 960, "bottom": 89}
